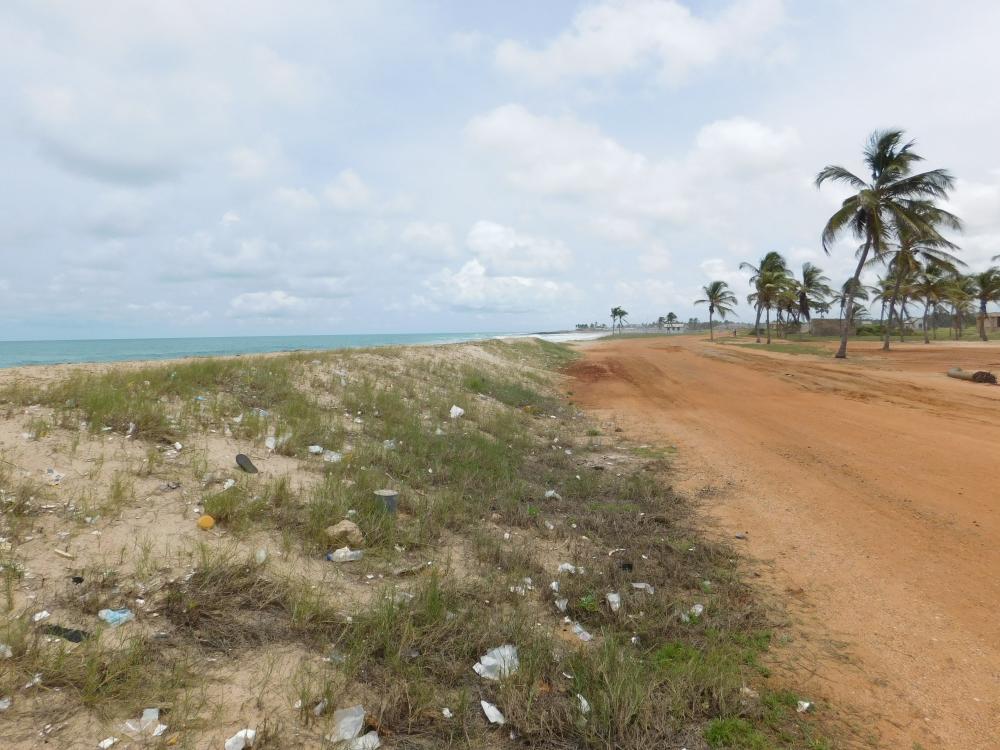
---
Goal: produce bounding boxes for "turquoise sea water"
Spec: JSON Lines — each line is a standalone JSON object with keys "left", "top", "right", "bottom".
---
{"left": 0, "top": 332, "right": 513, "bottom": 369}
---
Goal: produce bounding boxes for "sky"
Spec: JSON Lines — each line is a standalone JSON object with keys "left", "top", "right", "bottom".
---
{"left": 1, "top": 0, "right": 999, "bottom": 340}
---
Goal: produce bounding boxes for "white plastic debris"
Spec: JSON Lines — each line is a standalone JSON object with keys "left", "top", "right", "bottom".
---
{"left": 0, "top": 697, "right": 10, "bottom": 711}
{"left": 576, "top": 694, "right": 591, "bottom": 714}
{"left": 254, "top": 548, "right": 268, "bottom": 565}
{"left": 481, "top": 700, "right": 505, "bottom": 725}
{"left": 549, "top": 581, "right": 560, "bottom": 593}
{"left": 0, "top": 643, "right": 11, "bottom": 659}
{"left": 681, "top": 603, "right": 704, "bottom": 623}
{"left": 544, "top": 490, "right": 562, "bottom": 500}
{"left": 797, "top": 700, "right": 812, "bottom": 713}
{"left": 32, "top": 610, "right": 51, "bottom": 623}
{"left": 222, "top": 479, "right": 236, "bottom": 491}
{"left": 98, "top": 608, "right": 135, "bottom": 627}
{"left": 449, "top": 405, "right": 465, "bottom": 419}
{"left": 571, "top": 622, "right": 593, "bottom": 642}
{"left": 382, "top": 439, "right": 397, "bottom": 450}
{"left": 23, "top": 673, "right": 41, "bottom": 689}
{"left": 473, "top": 645, "right": 519, "bottom": 681}
{"left": 224, "top": 729, "right": 256, "bottom": 750}
{"left": 45, "top": 468, "right": 64, "bottom": 486}
{"left": 98, "top": 738, "right": 119, "bottom": 750}
{"left": 544, "top": 520, "right": 555, "bottom": 530}
{"left": 308, "top": 445, "right": 324, "bottom": 454}
{"left": 350, "top": 732, "right": 381, "bottom": 749}
{"left": 313, "top": 699, "right": 328, "bottom": 717}
{"left": 555, "top": 598, "right": 568, "bottom": 612}
{"left": 173, "top": 442, "right": 183, "bottom": 451}
{"left": 123, "top": 708, "right": 167, "bottom": 738}
{"left": 442, "top": 707, "right": 454, "bottom": 719}
{"left": 265, "top": 436, "right": 277, "bottom": 451}
{"left": 631, "top": 582, "right": 655, "bottom": 594}
{"left": 606, "top": 592, "right": 621, "bottom": 612}
{"left": 557, "top": 563, "right": 579, "bottom": 574}
{"left": 329, "top": 705, "right": 366, "bottom": 743}
{"left": 323, "top": 450, "right": 343, "bottom": 463}
{"left": 327, "top": 547, "right": 363, "bottom": 562}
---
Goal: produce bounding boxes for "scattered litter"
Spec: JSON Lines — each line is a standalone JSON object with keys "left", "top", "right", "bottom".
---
{"left": 98, "top": 608, "right": 135, "bottom": 627}
{"left": 544, "top": 520, "right": 555, "bottom": 530}
{"left": 98, "top": 739, "right": 119, "bottom": 749}
{"left": 606, "top": 592, "right": 621, "bottom": 612}
{"left": 323, "top": 450, "right": 343, "bottom": 463}
{"left": 23, "top": 673, "right": 42, "bottom": 689}
{"left": 797, "top": 700, "right": 812, "bottom": 713}
{"left": 222, "top": 479, "right": 236, "bottom": 491}
{"left": 349, "top": 732, "right": 381, "bottom": 749}
{"left": 308, "top": 445, "right": 324, "bottom": 454}
{"left": 235, "top": 454, "right": 258, "bottom": 473}
{"left": 265, "top": 436, "right": 276, "bottom": 451}
{"left": 382, "top": 439, "right": 397, "bottom": 450}
{"left": 224, "top": 729, "right": 256, "bottom": 750}
{"left": 45, "top": 468, "right": 64, "bottom": 486}
{"left": 254, "top": 548, "right": 268, "bottom": 564}
{"left": 0, "top": 644, "right": 11, "bottom": 659}
{"left": 197, "top": 515, "right": 216, "bottom": 531}
{"left": 42, "top": 624, "right": 91, "bottom": 643}
{"left": 473, "top": 645, "right": 519, "bottom": 681}
{"left": 690, "top": 603, "right": 704, "bottom": 617}
{"left": 123, "top": 708, "right": 167, "bottom": 738}
{"left": 326, "top": 547, "right": 363, "bottom": 562}
{"left": 173, "top": 442, "right": 183, "bottom": 451}
{"left": 53, "top": 548, "right": 76, "bottom": 560}
{"left": 734, "top": 532, "right": 748, "bottom": 540}
{"left": 442, "top": 708, "right": 453, "bottom": 719}
{"left": 481, "top": 700, "right": 505, "bottom": 725}
{"left": 0, "top": 697, "right": 11, "bottom": 711}
{"left": 576, "top": 694, "right": 591, "bottom": 714}
{"left": 374, "top": 489, "right": 398, "bottom": 513}
{"left": 630, "top": 635, "right": 641, "bottom": 646}
{"left": 608, "top": 548, "right": 626, "bottom": 556}
{"left": 549, "top": 581, "right": 560, "bottom": 593}
{"left": 557, "top": 563, "right": 581, "bottom": 574}
{"left": 32, "top": 610, "right": 51, "bottom": 623}
{"left": 740, "top": 686, "right": 759, "bottom": 700}
{"left": 555, "top": 598, "right": 568, "bottom": 612}
{"left": 328, "top": 705, "right": 366, "bottom": 743}
{"left": 449, "top": 405, "right": 465, "bottom": 419}
{"left": 544, "top": 489, "right": 562, "bottom": 500}
{"left": 571, "top": 622, "right": 593, "bottom": 642}
{"left": 631, "top": 582, "right": 655, "bottom": 594}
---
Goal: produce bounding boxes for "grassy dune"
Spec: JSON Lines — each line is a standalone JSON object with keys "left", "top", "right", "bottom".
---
{"left": 0, "top": 339, "right": 830, "bottom": 748}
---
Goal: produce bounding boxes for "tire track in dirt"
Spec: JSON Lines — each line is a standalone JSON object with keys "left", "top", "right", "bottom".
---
{"left": 566, "top": 336, "right": 1000, "bottom": 749}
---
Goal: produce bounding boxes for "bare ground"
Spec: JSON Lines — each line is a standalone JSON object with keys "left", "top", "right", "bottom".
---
{"left": 566, "top": 335, "right": 1000, "bottom": 749}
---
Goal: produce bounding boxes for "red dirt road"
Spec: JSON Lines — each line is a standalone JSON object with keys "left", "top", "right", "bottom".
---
{"left": 567, "top": 336, "right": 1000, "bottom": 749}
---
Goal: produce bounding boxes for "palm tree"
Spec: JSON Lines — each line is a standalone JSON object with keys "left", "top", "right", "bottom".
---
{"left": 695, "top": 281, "right": 738, "bottom": 341}
{"left": 944, "top": 275, "right": 975, "bottom": 339}
{"left": 833, "top": 278, "right": 871, "bottom": 325}
{"left": 610, "top": 306, "right": 628, "bottom": 334}
{"left": 796, "top": 262, "right": 833, "bottom": 326}
{"left": 911, "top": 265, "right": 949, "bottom": 343}
{"left": 972, "top": 268, "right": 1000, "bottom": 341}
{"left": 740, "top": 252, "right": 788, "bottom": 343}
{"left": 747, "top": 270, "right": 786, "bottom": 344}
{"left": 666, "top": 312, "right": 678, "bottom": 325}
{"left": 816, "top": 130, "right": 961, "bottom": 358}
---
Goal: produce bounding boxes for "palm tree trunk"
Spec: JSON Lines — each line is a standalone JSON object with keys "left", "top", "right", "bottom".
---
{"left": 837, "top": 238, "right": 871, "bottom": 358}
{"left": 753, "top": 305, "right": 762, "bottom": 343}
{"left": 883, "top": 273, "right": 906, "bottom": 351}
{"left": 766, "top": 307, "right": 772, "bottom": 344}
{"left": 709, "top": 311, "right": 714, "bottom": 341}
{"left": 923, "top": 302, "right": 930, "bottom": 344}
{"left": 979, "top": 299, "right": 989, "bottom": 341}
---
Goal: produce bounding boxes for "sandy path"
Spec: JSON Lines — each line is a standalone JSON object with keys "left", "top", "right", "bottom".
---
{"left": 566, "top": 336, "right": 1000, "bottom": 749}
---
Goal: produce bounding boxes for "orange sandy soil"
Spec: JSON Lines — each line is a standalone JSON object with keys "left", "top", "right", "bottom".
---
{"left": 566, "top": 335, "right": 1000, "bottom": 750}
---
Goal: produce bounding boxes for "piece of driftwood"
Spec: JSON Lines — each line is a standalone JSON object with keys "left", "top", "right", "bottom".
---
{"left": 947, "top": 367, "right": 997, "bottom": 384}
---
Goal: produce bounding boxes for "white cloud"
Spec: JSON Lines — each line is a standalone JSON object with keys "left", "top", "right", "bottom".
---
{"left": 495, "top": 0, "right": 785, "bottom": 86}
{"left": 273, "top": 187, "right": 320, "bottom": 211}
{"left": 229, "top": 290, "right": 305, "bottom": 317}
{"left": 425, "top": 260, "right": 574, "bottom": 313}
{"left": 221, "top": 211, "right": 241, "bottom": 226}
{"left": 467, "top": 221, "right": 572, "bottom": 275}
{"left": 692, "top": 117, "right": 799, "bottom": 176}
{"left": 400, "top": 221, "right": 457, "bottom": 258}
{"left": 325, "top": 169, "right": 372, "bottom": 211}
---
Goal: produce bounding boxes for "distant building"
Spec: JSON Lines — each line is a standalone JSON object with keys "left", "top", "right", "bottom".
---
{"left": 661, "top": 322, "right": 684, "bottom": 332}
{"left": 810, "top": 318, "right": 856, "bottom": 336}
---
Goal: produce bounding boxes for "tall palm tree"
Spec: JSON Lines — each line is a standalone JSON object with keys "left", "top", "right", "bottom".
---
{"left": 816, "top": 130, "right": 961, "bottom": 358}
{"left": 796, "top": 262, "right": 833, "bottom": 324}
{"left": 833, "top": 278, "right": 871, "bottom": 325}
{"left": 972, "top": 268, "right": 1000, "bottom": 341}
{"left": 695, "top": 281, "right": 737, "bottom": 341}
{"left": 740, "top": 252, "right": 788, "bottom": 343}
{"left": 911, "top": 265, "right": 949, "bottom": 343}
{"left": 666, "top": 312, "right": 678, "bottom": 325}
{"left": 945, "top": 275, "right": 975, "bottom": 339}
{"left": 610, "top": 306, "right": 628, "bottom": 334}
{"left": 747, "top": 270, "right": 786, "bottom": 344}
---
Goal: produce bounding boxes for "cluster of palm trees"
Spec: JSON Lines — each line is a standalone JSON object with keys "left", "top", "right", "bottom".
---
{"left": 699, "top": 129, "right": 1000, "bottom": 356}
{"left": 609, "top": 306, "right": 628, "bottom": 334}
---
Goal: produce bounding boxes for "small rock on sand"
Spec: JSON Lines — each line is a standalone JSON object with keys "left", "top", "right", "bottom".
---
{"left": 325, "top": 519, "right": 365, "bottom": 548}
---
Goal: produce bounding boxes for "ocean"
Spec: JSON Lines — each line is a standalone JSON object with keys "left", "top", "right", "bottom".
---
{"left": 0, "top": 332, "right": 512, "bottom": 369}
